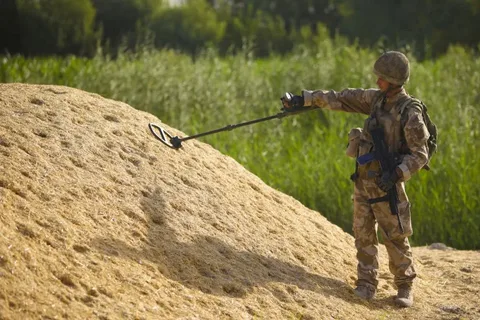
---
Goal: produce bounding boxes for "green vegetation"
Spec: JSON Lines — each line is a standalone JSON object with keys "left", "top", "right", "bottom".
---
{"left": 2, "top": 0, "right": 480, "bottom": 59}
{"left": 1, "top": 42, "right": 479, "bottom": 250}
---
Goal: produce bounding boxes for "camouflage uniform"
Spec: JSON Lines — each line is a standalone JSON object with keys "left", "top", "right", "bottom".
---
{"left": 302, "top": 87, "right": 430, "bottom": 290}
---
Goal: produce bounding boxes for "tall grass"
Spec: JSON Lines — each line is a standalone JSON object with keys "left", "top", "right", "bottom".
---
{"left": 1, "top": 43, "right": 479, "bottom": 249}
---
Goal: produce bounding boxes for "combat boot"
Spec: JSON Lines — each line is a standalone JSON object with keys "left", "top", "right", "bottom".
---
{"left": 354, "top": 285, "right": 376, "bottom": 300}
{"left": 395, "top": 284, "right": 413, "bottom": 307}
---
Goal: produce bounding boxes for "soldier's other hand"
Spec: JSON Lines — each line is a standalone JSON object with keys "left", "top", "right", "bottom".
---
{"left": 281, "top": 92, "right": 304, "bottom": 111}
{"left": 377, "top": 169, "right": 400, "bottom": 192}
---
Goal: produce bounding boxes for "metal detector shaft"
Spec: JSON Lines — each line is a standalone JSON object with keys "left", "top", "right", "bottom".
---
{"left": 149, "top": 107, "right": 317, "bottom": 149}
{"left": 179, "top": 113, "right": 286, "bottom": 143}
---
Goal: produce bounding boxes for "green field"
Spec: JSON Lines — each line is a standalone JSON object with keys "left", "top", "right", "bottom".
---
{"left": 2, "top": 42, "right": 479, "bottom": 249}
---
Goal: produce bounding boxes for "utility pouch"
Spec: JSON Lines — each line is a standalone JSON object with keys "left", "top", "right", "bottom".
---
{"left": 346, "top": 128, "right": 362, "bottom": 158}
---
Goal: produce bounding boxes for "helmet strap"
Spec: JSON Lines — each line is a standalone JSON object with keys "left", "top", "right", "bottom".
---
{"left": 385, "top": 83, "right": 403, "bottom": 97}
{"left": 380, "top": 83, "right": 403, "bottom": 109}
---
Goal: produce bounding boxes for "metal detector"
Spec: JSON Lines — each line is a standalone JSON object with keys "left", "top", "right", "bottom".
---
{"left": 148, "top": 94, "right": 318, "bottom": 149}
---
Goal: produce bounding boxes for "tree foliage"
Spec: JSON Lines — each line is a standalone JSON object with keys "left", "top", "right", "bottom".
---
{"left": 92, "top": 0, "right": 163, "bottom": 52}
{"left": 151, "top": 0, "right": 225, "bottom": 55}
{"left": 1, "top": 0, "right": 480, "bottom": 58}
{"left": 0, "top": 0, "right": 22, "bottom": 54}
{"left": 338, "top": 0, "right": 480, "bottom": 59}
{"left": 15, "top": 0, "right": 97, "bottom": 56}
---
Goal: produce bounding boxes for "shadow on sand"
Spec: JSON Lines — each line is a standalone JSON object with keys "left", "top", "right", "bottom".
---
{"left": 91, "top": 187, "right": 390, "bottom": 309}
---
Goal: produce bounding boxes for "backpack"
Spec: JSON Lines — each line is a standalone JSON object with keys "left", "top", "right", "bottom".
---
{"left": 398, "top": 97, "right": 438, "bottom": 170}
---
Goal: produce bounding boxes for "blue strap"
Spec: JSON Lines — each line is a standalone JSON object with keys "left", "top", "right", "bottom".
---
{"left": 357, "top": 153, "right": 376, "bottom": 165}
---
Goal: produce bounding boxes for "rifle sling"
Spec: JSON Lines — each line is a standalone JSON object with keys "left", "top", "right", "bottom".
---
{"left": 367, "top": 195, "right": 389, "bottom": 204}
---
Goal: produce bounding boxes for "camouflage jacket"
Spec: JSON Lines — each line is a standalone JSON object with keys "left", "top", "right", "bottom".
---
{"left": 303, "top": 88, "right": 429, "bottom": 181}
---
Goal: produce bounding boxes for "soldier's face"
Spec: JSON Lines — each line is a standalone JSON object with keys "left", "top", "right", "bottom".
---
{"left": 376, "top": 78, "right": 390, "bottom": 92}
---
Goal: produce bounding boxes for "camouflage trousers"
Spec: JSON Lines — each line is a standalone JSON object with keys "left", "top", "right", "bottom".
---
{"left": 353, "top": 178, "right": 416, "bottom": 289}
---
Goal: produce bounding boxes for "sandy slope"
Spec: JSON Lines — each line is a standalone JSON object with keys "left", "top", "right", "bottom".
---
{"left": 0, "top": 83, "right": 478, "bottom": 320}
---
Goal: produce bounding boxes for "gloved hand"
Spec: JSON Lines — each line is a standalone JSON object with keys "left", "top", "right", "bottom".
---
{"left": 281, "top": 92, "right": 305, "bottom": 111}
{"left": 377, "top": 168, "right": 401, "bottom": 192}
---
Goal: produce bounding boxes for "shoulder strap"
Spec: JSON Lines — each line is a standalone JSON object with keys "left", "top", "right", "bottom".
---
{"left": 398, "top": 96, "right": 423, "bottom": 127}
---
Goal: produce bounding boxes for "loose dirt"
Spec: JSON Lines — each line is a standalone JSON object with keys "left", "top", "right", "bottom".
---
{"left": 1, "top": 83, "right": 479, "bottom": 319}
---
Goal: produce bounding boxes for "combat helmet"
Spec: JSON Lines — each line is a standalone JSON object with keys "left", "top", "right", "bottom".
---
{"left": 373, "top": 51, "right": 410, "bottom": 86}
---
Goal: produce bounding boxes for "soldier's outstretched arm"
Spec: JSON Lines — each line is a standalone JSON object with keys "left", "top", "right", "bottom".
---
{"left": 302, "top": 88, "right": 379, "bottom": 115}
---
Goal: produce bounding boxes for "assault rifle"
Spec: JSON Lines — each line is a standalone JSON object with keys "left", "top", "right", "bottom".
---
{"left": 368, "top": 125, "right": 404, "bottom": 233}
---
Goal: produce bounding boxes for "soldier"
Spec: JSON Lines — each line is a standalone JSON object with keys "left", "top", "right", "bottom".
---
{"left": 282, "top": 51, "right": 430, "bottom": 308}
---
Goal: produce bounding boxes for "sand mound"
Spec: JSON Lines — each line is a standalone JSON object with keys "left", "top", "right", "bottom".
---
{"left": 1, "top": 83, "right": 479, "bottom": 319}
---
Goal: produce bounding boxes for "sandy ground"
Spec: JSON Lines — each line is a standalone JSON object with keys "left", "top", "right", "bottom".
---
{"left": 0, "top": 83, "right": 479, "bottom": 320}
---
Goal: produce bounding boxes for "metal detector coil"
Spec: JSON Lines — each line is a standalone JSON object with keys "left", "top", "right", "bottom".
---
{"left": 148, "top": 123, "right": 182, "bottom": 149}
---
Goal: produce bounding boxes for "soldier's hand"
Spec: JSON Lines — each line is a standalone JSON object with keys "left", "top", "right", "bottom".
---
{"left": 377, "top": 169, "right": 401, "bottom": 192}
{"left": 281, "top": 92, "right": 304, "bottom": 111}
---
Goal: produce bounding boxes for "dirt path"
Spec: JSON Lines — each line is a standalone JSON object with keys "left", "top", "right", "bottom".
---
{"left": 1, "top": 84, "right": 478, "bottom": 319}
